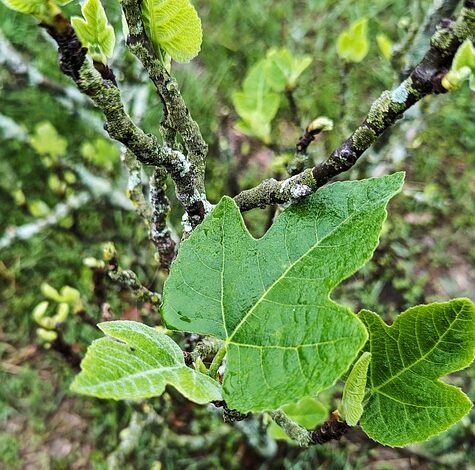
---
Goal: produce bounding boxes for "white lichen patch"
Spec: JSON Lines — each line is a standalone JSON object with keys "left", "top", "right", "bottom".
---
{"left": 279, "top": 175, "right": 298, "bottom": 193}
{"left": 391, "top": 82, "right": 409, "bottom": 103}
{"left": 181, "top": 212, "right": 193, "bottom": 234}
{"left": 290, "top": 184, "right": 312, "bottom": 199}
{"left": 169, "top": 148, "right": 191, "bottom": 177}
{"left": 201, "top": 196, "right": 214, "bottom": 214}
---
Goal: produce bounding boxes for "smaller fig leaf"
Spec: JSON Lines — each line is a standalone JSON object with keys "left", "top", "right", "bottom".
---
{"left": 360, "top": 299, "right": 475, "bottom": 447}
{"left": 71, "top": 321, "right": 222, "bottom": 404}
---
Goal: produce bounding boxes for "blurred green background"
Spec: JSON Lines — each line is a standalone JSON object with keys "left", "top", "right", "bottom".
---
{"left": 0, "top": 0, "right": 474, "bottom": 468}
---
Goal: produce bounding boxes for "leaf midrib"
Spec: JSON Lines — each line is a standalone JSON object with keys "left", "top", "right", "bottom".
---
{"left": 226, "top": 199, "right": 384, "bottom": 342}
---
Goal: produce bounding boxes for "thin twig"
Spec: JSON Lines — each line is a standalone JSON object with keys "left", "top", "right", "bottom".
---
{"left": 104, "top": 244, "right": 161, "bottom": 306}
{"left": 285, "top": 88, "right": 301, "bottom": 127}
{"left": 269, "top": 410, "right": 350, "bottom": 447}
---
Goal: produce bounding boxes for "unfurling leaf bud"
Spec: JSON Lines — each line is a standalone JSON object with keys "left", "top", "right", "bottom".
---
{"left": 36, "top": 327, "right": 58, "bottom": 344}
{"left": 307, "top": 116, "right": 334, "bottom": 134}
{"left": 32, "top": 301, "right": 49, "bottom": 324}
{"left": 102, "top": 242, "right": 117, "bottom": 262}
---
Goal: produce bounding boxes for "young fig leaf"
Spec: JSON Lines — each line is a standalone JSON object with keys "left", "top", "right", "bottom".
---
{"left": 341, "top": 352, "right": 371, "bottom": 426}
{"left": 337, "top": 17, "right": 369, "bottom": 63}
{"left": 71, "top": 321, "right": 222, "bottom": 404}
{"left": 162, "top": 173, "right": 405, "bottom": 412}
{"left": 1, "top": 0, "right": 46, "bottom": 15}
{"left": 29, "top": 121, "right": 67, "bottom": 159}
{"left": 266, "top": 48, "right": 312, "bottom": 91}
{"left": 232, "top": 59, "right": 280, "bottom": 143}
{"left": 376, "top": 33, "right": 393, "bottom": 60}
{"left": 359, "top": 298, "right": 475, "bottom": 447}
{"left": 141, "top": 0, "right": 203, "bottom": 63}
{"left": 442, "top": 39, "right": 475, "bottom": 91}
{"left": 71, "top": 0, "right": 115, "bottom": 64}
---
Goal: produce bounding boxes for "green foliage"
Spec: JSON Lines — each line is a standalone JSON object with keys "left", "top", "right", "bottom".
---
{"left": 27, "top": 199, "right": 50, "bottom": 217}
{"left": 359, "top": 299, "right": 475, "bottom": 447}
{"left": 32, "top": 300, "right": 68, "bottom": 330}
{"left": 2, "top": 0, "right": 475, "bottom": 461}
{"left": 31, "top": 282, "right": 82, "bottom": 343}
{"left": 71, "top": 0, "right": 115, "bottom": 64}
{"left": 376, "top": 33, "right": 392, "bottom": 60}
{"left": 80, "top": 137, "right": 119, "bottom": 171}
{"left": 233, "top": 59, "right": 280, "bottom": 143}
{"left": 268, "top": 397, "right": 327, "bottom": 440}
{"left": 233, "top": 48, "right": 312, "bottom": 142}
{"left": 141, "top": 0, "right": 203, "bottom": 63}
{"left": 341, "top": 352, "right": 371, "bottom": 426}
{"left": 442, "top": 39, "right": 475, "bottom": 91}
{"left": 266, "top": 48, "right": 312, "bottom": 92}
{"left": 0, "top": 433, "right": 20, "bottom": 468}
{"left": 71, "top": 321, "right": 222, "bottom": 403}
{"left": 1, "top": 0, "right": 46, "bottom": 14}
{"left": 162, "top": 173, "right": 405, "bottom": 412}
{"left": 41, "top": 282, "right": 80, "bottom": 304}
{"left": 0, "top": 0, "right": 70, "bottom": 23}
{"left": 29, "top": 121, "right": 67, "bottom": 159}
{"left": 337, "top": 17, "right": 369, "bottom": 63}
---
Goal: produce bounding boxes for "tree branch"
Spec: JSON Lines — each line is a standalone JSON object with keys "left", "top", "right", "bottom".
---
{"left": 104, "top": 243, "right": 161, "bottom": 306}
{"left": 402, "top": 0, "right": 462, "bottom": 75}
{"left": 121, "top": 0, "right": 210, "bottom": 227}
{"left": 234, "top": 1, "right": 474, "bottom": 211}
{"left": 269, "top": 410, "right": 350, "bottom": 447}
{"left": 41, "top": 12, "right": 209, "bottom": 226}
{"left": 149, "top": 168, "right": 177, "bottom": 270}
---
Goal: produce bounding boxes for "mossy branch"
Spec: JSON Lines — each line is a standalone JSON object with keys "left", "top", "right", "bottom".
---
{"left": 42, "top": 12, "right": 209, "bottom": 226}
{"left": 149, "top": 168, "right": 176, "bottom": 271}
{"left": 121, "top": 0, "right": 210, "bottom": 227}
{"left": 270, "top": 410, "right": 350, "bottom": 447}
{"left": 234, "top": 0, "right": 474, "bottom": 211}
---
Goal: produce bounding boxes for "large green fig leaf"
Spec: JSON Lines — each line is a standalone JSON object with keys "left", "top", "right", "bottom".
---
{"left": 141, "top": 0, "right": 202, "bottom": 63}
{"left": 162, "top": 173, "right": 405, "bottom": 412}
{"left": 71, "top": 321, "right": 222, "bottom": 404}
{"left": 359, "top": 298, "right": 475, "bottom": 447}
